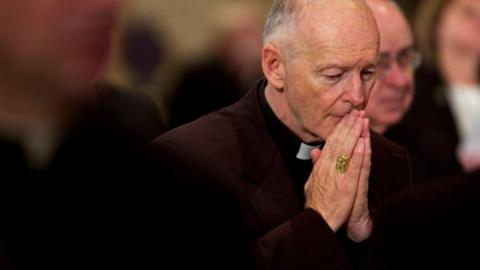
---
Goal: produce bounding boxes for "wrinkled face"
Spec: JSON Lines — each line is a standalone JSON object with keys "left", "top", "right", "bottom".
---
{"left": 0, "top": 0, "right": 120, "bottom": 93}
{"left": 281, "top": 4, "right": 379, "bottom": 141}
{"left": 438, "top": 0, "right": 480, "bottom": 54}
{"left": 365, "top": 2, "right": 415, "bottom": 131}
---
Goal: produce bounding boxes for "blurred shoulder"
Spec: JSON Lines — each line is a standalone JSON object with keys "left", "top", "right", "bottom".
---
{"left": 370, "top": 131, "right": 409, "bottom": 159}
{"left": 150, "top": 107, "right": 238, "bottom": 159}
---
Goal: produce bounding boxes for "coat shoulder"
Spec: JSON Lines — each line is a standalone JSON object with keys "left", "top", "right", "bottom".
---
{"left": 371, "top": 131, "right": 408, "bottom": 159}
{"left": 369, "top": 131, "right": 413, "bottom": 203}
{"left": 151, "top": 109, "right": 237, "bottom": 156}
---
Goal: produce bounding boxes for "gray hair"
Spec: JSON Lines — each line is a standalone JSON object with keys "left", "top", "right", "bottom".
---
{"left": 262, "top": 0, "right": 305, "bottom": 44}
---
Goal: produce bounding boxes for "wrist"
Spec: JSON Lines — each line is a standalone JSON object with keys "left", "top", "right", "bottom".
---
{"left": 305, "top": 206, "right": 342, "bottom": 232}
{"left": 346, "top": 217, "right": 372, "bottom": 242}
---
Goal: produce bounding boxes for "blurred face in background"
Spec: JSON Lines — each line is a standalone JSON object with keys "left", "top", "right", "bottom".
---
{"left": 365, "top": 0, "right": 416, "bottom": 134}
{"left": 437, "top": 0, "right": 480, "bottom": 56}
{"left": 0, "top": 0, "right": 120, "bottom": 96}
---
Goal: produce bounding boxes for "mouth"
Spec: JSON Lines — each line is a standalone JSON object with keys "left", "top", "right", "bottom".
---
{"left": 380, "top": 97, "right": 405, "bottom": 107}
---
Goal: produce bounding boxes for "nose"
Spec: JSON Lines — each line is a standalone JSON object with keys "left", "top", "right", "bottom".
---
{"left": 384, "top": 62, "right": 410, "bottom": 88}
{"left": 344, "top": 75, "right": 365, "bottom": 109}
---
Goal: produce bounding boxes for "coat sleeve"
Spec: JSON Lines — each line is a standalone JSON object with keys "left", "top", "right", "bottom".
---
{"left": 252, "top": 208, "right": 353, "bottom": 270}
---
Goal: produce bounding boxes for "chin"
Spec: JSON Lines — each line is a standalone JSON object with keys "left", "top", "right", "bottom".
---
{"left": 315, "top": 125, "right": 334, "bottom": 141}
{"left": 382, "top": 115, "right": 403, "bottom": 128}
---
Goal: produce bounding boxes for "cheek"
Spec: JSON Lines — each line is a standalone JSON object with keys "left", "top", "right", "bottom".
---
{"left": 365, "top": 86, "right": 382, "bottom": 114}
{"left": 439, "top": 14, "right": 473, "bottom": 47}
{"left": 305, "top": 90, "right": 341, "bottom": 135}
{"left": 368, "top": 83, "right": 382, "bottom": 101}
{"left": 318, "top": 115, "right": 342, "bottom": 140}
{"left": 285, "top": 71, "right": 316, "bottom": 106}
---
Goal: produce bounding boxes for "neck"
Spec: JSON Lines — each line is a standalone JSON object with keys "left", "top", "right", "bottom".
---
{"left": 265, "top": 83, "right": 318, "bottom": 143}
{"left": 369, "top": 121, "right": 388, "bottom": 135}
{"left": 438, "top": 44, "right": 479, "bottom": 86}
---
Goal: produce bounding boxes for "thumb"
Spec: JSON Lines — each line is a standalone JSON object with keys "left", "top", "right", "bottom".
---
{"left": 311, "top": 148, "right": 322, "bottom": 164}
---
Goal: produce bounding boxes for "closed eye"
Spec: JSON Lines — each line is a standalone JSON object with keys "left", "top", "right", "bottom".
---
{"left": 322, "top": 73, "right": 343, "bottom": 83}
{"left": 361, "top": 69, "right": 376, "bottom": 81}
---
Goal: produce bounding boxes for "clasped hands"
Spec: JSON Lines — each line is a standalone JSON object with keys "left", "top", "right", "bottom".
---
{"left": 304, "top": 110, "right": 372, "bottom": 242}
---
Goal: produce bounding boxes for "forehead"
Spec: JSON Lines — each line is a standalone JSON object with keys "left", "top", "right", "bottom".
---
{"left": 293, "top": 1, "right": 379, "bottom": 63}
{"left": 0, "top": 0, "right": 63, "bottom": 11}
{"left": 451, "top": 0, "right": 480, "bottom": 9}
{"left": 0, "top": 0, "right": 103, "bottom": 17}
{"left": 442, "top": 0, "right": 480, "bottom": 19}
{"left": 0, "top": 0, "right": 68, "bottom": 24}
{"left": 373, "top": 3, "right": 413, "bottom": 50}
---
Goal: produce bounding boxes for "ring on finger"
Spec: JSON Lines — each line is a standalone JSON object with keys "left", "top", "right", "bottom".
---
{"left": 335, "top": 154, "right": 350, "bottom": 174}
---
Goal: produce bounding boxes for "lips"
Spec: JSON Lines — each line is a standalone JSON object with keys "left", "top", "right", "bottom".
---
{"left": 381, "top": 97, "right": 403, "bottom": 103}
{"left": 379, "top": 98, "right": 406, "bottom": 112}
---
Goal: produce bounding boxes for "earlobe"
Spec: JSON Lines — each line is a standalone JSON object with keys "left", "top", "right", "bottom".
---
{"left": 262, "top": 44, "right": 285, "bottom": 89}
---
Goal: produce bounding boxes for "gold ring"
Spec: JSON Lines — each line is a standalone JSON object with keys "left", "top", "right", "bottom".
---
{"left": 335, "top": 154, "right": 349, "bottom": 174}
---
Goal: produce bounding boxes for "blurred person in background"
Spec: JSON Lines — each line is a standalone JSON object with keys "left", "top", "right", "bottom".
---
{"left": 365, "top": 0, "right": 462, "bottom": 182}
{"left": 360, "top": 3, "right": 480, "bottom": 268}
{"left": 406, "top": 0, "right": 480, "bottom": 173}
{"left": 168, "top": 1, "right": 264, "bottom": 128}
{"left": 120, "top": 21, "right": 169, "bottom": 130}
{"left": 0, "top": 0, "right": 162, "bottom": 269}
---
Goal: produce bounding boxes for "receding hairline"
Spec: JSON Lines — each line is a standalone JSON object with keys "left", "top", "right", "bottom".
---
{"left": 262, "top": 0, "right": 306, "bottom": 44}
{"left": 262, "top": 0, "right": 378, "bottom": 54}
{"left": 367, "top": 0, "right": 411, "bottom": 30}
{"left": 263, "top": 0, "right": 375, "bottom": 40}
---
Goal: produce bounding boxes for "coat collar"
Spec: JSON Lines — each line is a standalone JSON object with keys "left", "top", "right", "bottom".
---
{"left": 228, "top": 79, "right": 279, "bottom": 186}
{"left": 225, "top": 79, "right": 303, "bottom": 230}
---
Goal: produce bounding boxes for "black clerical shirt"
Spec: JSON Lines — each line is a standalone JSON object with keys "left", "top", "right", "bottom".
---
{"left": 257, "top": 81, "right": 322, "bottom": 203}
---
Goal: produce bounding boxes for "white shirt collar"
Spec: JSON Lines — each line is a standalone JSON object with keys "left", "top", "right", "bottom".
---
{"left": 296, "top": 142, "right": 321, "bottom": 160}
{"left": 447, "top": 85, "right": 480, "bottom": 146}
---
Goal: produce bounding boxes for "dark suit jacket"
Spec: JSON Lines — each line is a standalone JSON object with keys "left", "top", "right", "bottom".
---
{"left": 364, "top": 170, "right": 480, "bottom": 270}
{"left": 149, "top": 80, "right": 413, "bottom": 270}
{"left": 406, "top": 66, "right": 460, "bottom": 161}
{"left": 384, "top": 119, "right": 462, "bottom": 184}
{"left": 0, "top": 86, "right": 163, "bottom": 270}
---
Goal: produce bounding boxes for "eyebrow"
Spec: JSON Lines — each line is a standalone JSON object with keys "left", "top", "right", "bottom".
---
{"left": 371, "top": 55, "right": 381, "bottom": 66}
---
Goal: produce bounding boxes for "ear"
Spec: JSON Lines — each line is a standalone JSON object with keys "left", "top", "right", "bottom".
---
{"left": 262, "top": 43, "right": 286, "bottom": 90}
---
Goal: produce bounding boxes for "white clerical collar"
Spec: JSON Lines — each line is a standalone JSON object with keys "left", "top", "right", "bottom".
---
{"left": 296, "top": 142, "right": 322, "bottom": 160}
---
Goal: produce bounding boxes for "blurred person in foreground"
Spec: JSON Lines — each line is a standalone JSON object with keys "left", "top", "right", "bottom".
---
{"left": 363, "top": 163, "right": 480, "bottom": 270}
{"left": 168, "top": 1, "right": 264, "bottom": 128}
{"left": 365, "top": 0, "right": 462, "bottom": 183}
{"left": 406, "top": 0, "right": 480, "bottom": 172}
{"left": 149, "top": 0, "right": 412, "bottom": 269}
{"left": 363, "top": 167, "right": 480, "bottom": 270}
{"left": 0, "top": 0, "right": 162, "bottom": 269}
